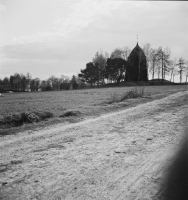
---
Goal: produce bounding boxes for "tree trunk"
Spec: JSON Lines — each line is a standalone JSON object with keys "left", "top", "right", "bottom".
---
{"left": 102, "top": 77, "right": 105, "bottom": 85}
{"left": 170, "top": 70, "right": 173, "bottom": 82}
{"left": 162, "top": 55, "right": 164, "bottom": 82}
{"left": 162, "top": 61, "right": 163, "bottom": 82}
{"left": 117, "top": 76, "right": 121, "bottom": 85}
{"left": 124, "top": 70, "right": 126, "bottom": 82}
{"left": 180, "top": 71, "right": 182, "bottom": 83}
{"left": 152, "top": 63, "right": 155, "bottom": 79}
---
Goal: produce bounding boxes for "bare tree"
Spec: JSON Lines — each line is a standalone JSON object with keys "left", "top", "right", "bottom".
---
{"left": 60, "top": 75, "right": 70, "bottom": 83}
{"left": 3, "top": 77, "right": 9, "bottom": 85}
{"left": 34, "top": 78, "right": 40, "bottom": 91}
{"left": 156, "top": 47, "right": 171, "bottom": 81}
{"left": 93, "top": 50, "right": 109, "bottom": 84}
{"left": 0, "top": 78, "right": 3, "bottom": 85}
{"left": 176, "top": 57, "right": 187, "bottom": 83}
{"left": 20, "top": 74, "right": 27, "bottom": 91}
{"left": 40, "top": 80, "right": 48, "bottom": 91}
{"left": 143, "top": 43, "right": 151, "bottom": 62}
{"left": 26, "top": 72, "right": 32, "bottom": 85}
{"left": 30, "top": 78, "right": 40, "bottom": 91}
{"left": 48, "top": 75, "right": 62, "bottom": 90}
{"left": 121, "top": 46, "right": 131, "bottom": 61}
{"left": 13, "top": 73, "right": 22, "bottom": 91}
{"left": 163, "top": 47, "right": 171, "bottom": 79}
{"left": 111, "top": 47, "right": 131, "bottom": 61}
{"left": 157, "top": 60, "right": 161, "bottom": 80}
{"left": 111, "top": 47, "right": 130, "bottom": 81}
{"left": 143, "top": 43, "right": 152, "bottom": 79}
{"left": 172, "top": 68, "right": 178, "bottom": 83}
{"left": 185, "top": 62, "right": 188, "bottom": 83}
{"left": 169, "top": 58, "right": 177, "bottom": 82}
{"left": 110, "top": 48, "right": 123, "bottom": 59}
{"left": 149, "top": 48, "right": 158, "bottom": 79}
{"left": 93, "top": 51, "right": 107, "bottom": 70}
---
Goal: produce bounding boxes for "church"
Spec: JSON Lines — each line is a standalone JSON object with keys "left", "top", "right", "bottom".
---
{"left": 125, "top": 43, "right": 148, "bottom": 81}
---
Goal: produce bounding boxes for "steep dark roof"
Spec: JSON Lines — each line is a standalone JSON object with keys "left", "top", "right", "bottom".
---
{"left": 129, "top": 43, "right": 146, "bottom": 59}
{"left": 125, "top": 42, "right": 148, "bottom": 81}
{"left": 0, "top": 85, "right": 14, "bottom": 91}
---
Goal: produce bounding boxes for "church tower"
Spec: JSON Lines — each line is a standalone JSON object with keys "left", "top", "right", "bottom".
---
{"left": 125, "top": 43, "right": 148, "bottom": 81}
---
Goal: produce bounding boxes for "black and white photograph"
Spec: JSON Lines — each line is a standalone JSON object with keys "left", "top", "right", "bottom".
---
{"left": 0, "top": 0, "right": 187, "bottom": 199}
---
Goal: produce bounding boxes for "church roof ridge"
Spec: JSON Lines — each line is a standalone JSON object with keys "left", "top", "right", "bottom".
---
{"left": 129, "top": 42, "right": 146, "bottom": 59}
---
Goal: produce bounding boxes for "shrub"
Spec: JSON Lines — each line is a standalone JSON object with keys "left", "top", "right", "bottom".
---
{"left": 34, "top": 111, "right": 53, "bottom": 120}
{"left": 0, "top": 111, "right": 54, "bottom": 128}
{"left": 120, "top": 87, "right": 145, "bottom": 101}
{"left": 108, "top": 87, "right": 146, "bottom": 104}
{"left": 59, "top": 110, "right": 81, "bottom": 118}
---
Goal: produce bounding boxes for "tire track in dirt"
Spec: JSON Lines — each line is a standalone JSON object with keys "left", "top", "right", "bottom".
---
{"left": 0, "top": 91, "right": 187, "bottom": 200}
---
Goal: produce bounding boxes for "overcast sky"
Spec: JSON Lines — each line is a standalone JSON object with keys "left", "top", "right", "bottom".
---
{"left": 0, "top": 0, "right": 187, "bottom": 81}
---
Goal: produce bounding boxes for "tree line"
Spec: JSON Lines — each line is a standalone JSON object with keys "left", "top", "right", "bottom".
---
{"left": 0, "top": 73, "right": 84, "bottom": 91}
{"left": 79, "top": 44, "right": 188, "bottom": 86}
{"left": 142, "top": 44, "right": 188, "bottom": 83}
{"left": 78, "top": 48, "right": 130, "bottom": 86}
{"left": 0, "top": 43, "right": 188, "bottom": 91}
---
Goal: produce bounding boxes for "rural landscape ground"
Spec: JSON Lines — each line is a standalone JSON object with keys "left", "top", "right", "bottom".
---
{"left": 0, "top": 85, "right": 188, "bottom": 199}
{"left": 0, "top": 85, "right": 187, "bottom": 135}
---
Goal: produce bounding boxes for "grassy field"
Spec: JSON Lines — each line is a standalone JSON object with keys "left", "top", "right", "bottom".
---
{"left": 0, "top": 85, "right": 187, "bottom": 135}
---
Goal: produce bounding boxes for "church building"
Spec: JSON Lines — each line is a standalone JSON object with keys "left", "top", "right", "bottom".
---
{"left": 125, "top": 43, "right": 148, "bottom": 81}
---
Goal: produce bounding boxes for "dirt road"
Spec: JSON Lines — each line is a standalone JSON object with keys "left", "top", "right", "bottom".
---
{"left": 0, "top": 91, "right": 188, "bottom": 200}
